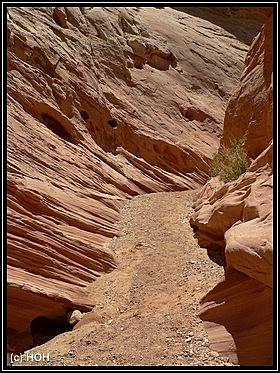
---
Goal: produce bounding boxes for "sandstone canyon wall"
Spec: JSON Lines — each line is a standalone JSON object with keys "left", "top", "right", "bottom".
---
{"left": 190, "top": 13, "right": 273, "bottom": 366}
{"left": 7, "top": 6, "right": 269, "bottom": 354}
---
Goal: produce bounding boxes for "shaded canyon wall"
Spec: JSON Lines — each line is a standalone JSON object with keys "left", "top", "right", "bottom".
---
{"left": 190, "top": 12, "right": 273, "bottom": 366}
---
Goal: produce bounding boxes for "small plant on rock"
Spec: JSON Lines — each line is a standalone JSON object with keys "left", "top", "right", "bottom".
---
{"left": 209, "top": 135, "right": 249, "bottom": 182}
{"left": 118, "top": 12, "right": 129, "bottom": 23}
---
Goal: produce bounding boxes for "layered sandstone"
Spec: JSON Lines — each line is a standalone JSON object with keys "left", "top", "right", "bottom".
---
{"left": 190, "top": 13, "right": 273, "bottom": 366}
{"left": 7, "top": 6, "right": 268, "bottom": 353}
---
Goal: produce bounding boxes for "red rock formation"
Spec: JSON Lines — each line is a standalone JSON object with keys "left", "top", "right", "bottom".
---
{"left": 222, "top": 13, "right": 273, "bottom": 158}
{"left": 190, "top": 13, "right": 273, "bottom": 366}
{"left": 200, "top": 269, "right": 272, "bottom": 366}
{"left": 7, "top": 6, "right": 266, "bottom": 353}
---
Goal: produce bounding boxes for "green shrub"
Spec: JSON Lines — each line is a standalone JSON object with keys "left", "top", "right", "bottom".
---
{"left": 209, "top": 135, "right": 249, "bottom": 182}
{"left": 118, "top": 12, "right": 129, "bottom": 22}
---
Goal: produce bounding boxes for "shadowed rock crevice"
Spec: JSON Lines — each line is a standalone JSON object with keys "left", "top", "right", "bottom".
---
{"left": 107, "top": 119, "right": 118, "bottom": 128}
{"left": 80, "top": 110, "right": 89, "bottom": 121}
{"left": 30, "top": 316, "right": 73, "bottom": 347}
{"left": 52, "top": 8, "right": 68, "bottom": 28}
{"left": 41, "top": 113, "right": 74, "bottom": 143}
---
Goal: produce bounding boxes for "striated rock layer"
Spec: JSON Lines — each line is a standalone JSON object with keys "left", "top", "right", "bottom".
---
{"left": 7, "top": 6, "right": 267, "bottom": 353}
{"left": 190, "top": 13, "right": 273, "bottom": 366}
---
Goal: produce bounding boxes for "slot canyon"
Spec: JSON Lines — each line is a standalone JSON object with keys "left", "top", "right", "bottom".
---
{"left": 7, "top": 6, "right": 273, "bottom": 367}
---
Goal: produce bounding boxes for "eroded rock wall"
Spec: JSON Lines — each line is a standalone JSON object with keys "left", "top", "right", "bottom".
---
{"left": 7, "top": 6, "right": 266, "bottom": 353}
{"left": 190, "top": 13, "right": 273, "bottom": 366}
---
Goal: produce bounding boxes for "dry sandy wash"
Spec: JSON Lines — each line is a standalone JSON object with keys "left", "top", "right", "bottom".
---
{"left": 10, "top": 191, "right": 235, "bottom": 367}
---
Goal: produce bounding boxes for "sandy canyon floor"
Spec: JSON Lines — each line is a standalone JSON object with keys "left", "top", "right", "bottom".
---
{"left": 10, "top": 190, "right": 236, "bottom": 367}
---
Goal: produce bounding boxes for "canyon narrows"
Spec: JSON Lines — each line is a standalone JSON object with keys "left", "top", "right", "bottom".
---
{"left": 7, "top": 6, "right": 273, "bottom": 366}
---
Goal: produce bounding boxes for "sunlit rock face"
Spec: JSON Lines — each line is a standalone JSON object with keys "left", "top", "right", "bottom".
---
{"left": 190, "top": 13, "right": 273, "bottom": 366}
{"left": 7, "top": 6, "right": 267, "bottom": 353}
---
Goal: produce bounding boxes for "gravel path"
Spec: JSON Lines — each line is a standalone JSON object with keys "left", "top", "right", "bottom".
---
{"left": 10, "top": 190, "right": 236, "bottom": 367}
